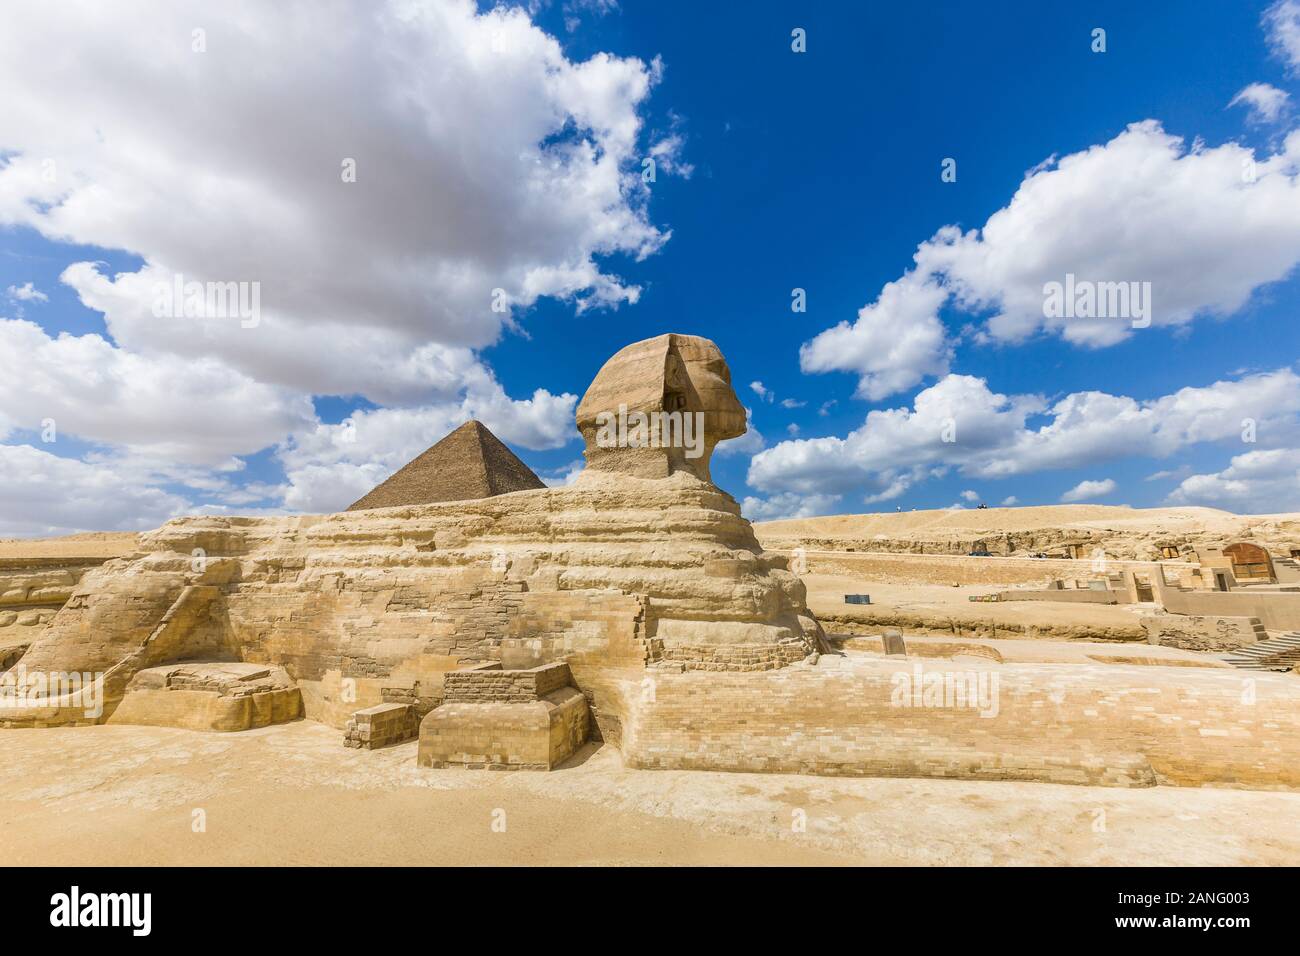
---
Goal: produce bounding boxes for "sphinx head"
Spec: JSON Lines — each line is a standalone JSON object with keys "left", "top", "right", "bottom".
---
{"left": 575, "top": 333, "right": 746, "bottom": 483}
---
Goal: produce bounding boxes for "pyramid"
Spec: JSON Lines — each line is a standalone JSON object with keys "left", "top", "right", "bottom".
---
{"left": 346, "top": 420, "right": 546, "bottom": 511}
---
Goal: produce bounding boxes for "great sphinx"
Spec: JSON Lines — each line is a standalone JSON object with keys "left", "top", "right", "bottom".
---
{"left": 2, "top": 333, "right": 824, "bottom": 749}
{"left": 8, "top": 333, "right": 1300, "bottom": 790}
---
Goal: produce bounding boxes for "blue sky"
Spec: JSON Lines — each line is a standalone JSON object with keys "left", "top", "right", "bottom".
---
{"left": 2, "top": 0, "right": 1299, "bottom": 534}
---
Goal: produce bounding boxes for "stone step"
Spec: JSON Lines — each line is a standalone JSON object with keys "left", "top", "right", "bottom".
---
{"left": 1224, "top": 631, "right": 1300, "bottom": 670}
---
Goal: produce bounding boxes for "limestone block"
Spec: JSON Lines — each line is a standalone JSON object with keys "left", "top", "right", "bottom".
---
{"left": 108, "top": 662, "right": 301, "bottom": 732}
{"left": 343, "top": 701, "right": 418, "bottom": 749}
{"left": 417, "top": 687, "right": 589, "bottom": 770}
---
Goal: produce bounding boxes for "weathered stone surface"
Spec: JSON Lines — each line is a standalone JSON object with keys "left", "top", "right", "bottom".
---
{"left": 419, "top": 663, "right": 590, "bottom": 770}
{"left": 109, "top": 661, "right": 301, "bottom": 732}
{"left": 576, "top": 333, "right": 745, "bottom": 482}
{"left": 344, "top": 701, "right": 418, "bottom": 749}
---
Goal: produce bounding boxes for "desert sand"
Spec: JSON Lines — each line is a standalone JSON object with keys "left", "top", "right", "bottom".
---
{"left": 0, "top": 531, "right": 139, "bottom": 559}
{"left": 754, "top": 504, "right": 1300, "bottom": 560}
{"left": 4, "top": 719, "right": 1300, "bottom": 867}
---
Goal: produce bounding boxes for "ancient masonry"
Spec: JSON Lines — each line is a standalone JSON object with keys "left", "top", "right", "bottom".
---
{"left": 4, "top": 332, "right": 1300, "bottom": 788}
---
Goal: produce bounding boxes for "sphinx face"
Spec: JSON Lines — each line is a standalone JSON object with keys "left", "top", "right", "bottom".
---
{"left": 575, "top": 333, "right": 748, "bottom": 483}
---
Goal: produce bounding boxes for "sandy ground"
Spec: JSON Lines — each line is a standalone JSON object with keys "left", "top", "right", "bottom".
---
{"left": 0, "top": 531, "right": 139, "bottom": 559}
{"left": 3, "top": 720, "right": 1300, "bottom": 866}
{"left": 755, "top": 503, "right": 1292, "bottom": 539}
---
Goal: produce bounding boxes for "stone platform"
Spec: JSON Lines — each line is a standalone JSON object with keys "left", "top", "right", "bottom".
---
{"left": 107, "top": 662, "right": 301, "bottom": 732}
{"left": 417, "top": 662, "right": 589, "bottom": 770}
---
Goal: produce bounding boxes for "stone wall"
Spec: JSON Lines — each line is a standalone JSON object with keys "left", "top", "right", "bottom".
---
{"left": 11, "top": 473, "right": 821, "bottom": 731}
{"left": 791, "top": 550, "right": 1157, "bottom": 587}
{"left": 443, "top": 661, "right": 573, "bottom": 703}
{"left": 996, "top": 588, "right": 1117, "bottom": 604}
{"left": 418, "top": 663, "right": 590, "bottom": 770}
{"left": 0, "top": 561, "right": 101, "bottom": 631}
{"left": 344, "top": 702, "right": 418, "bottom": 749}
{"left": 1142, "top": 614, "right": 1266, "bottom": 651}
{"left": 1158, "top": 587, "right": 1300, "bottom": 631}
{"left": 620, "top": 658, "right": 1300, "bottom": 789}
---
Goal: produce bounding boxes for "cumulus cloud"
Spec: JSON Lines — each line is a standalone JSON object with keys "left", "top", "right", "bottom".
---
{"left": 801, "top": 273, "right": 950, "bottom": 399}
{"left": 0, "top": 444, "right": 190, "bottom": 536}
{"left": 0, "top": 0, "right": 672, "bottom": 530}
{"left": 749, "top": 381, "right": 773, "bottom": 402}
{"left": 1060, "top": 478, "right": 1116, "bottom": 503}
{"left": 746, "top": 368, "right": 1300, "bottom": 510}
{"left": 0, "top": 318, "right": 313, "bottom": 465}
{"left": 740, "top": 492, "right": 842, "bottom": 522}
{"left": 1230, "top": 82, "right": 1291, "bottom": 124}
{"left": 801, "top": 122, "right": 1300, "bottom": 397}
{"left": 1266, "top": 1, "right": 1300, "bottom": 72}
{"left": 1168, "top": 447, "right": 1300, "bottom": 513}
{"left": 0, "top": 0, "right": 666, "bottom": 364}
{"left": 5, "top": 282, "right": 46, "bottom": 302}
{"left": 1000, "top": 495, "right": 1019, "bottom": 506}
{"left": 960, "top": 489, "right": 980, "bottom": 502}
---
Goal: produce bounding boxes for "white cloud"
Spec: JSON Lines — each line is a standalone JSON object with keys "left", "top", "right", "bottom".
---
{"left": 1168, "top": 447, "right": 1300, "bottom": 513}
{"left": 0, "top": 318, "right": 313, "bottom": 465}
{"left": 0, "top": 0, "right": 669, "bottom": 529}
{"left": 1001, "top": 495, "right": 1019, "bottom": 506}
{"left": 747, "top": 368, "right": 1300, "bottom": 505}
{"left": 749, "top": 381, "right": 773, "bottom": 401}
{"left": 564, "top": 0, "right": 620, "bottom": 34}
{"left": 5, "top": 282, "right": 46, "bottom": 302}
{"left": 801, "top": 273, "right": 950, "bottom": 399}
{"left": 0, "top": 444, "right": 190, "bottom": 536}
{"left": 648, "top": 132, "right": 694, "bottom": 179}
{"left": 960, "top": 489, "right": 979, "bottom": 502}
{"left": 1060, "top": 478, "right": 1116, "bottom": 503}
{"left": 801, "top": 122, "right": 1300, "bottom": 397}
{"left": 1266, "top": 1, "right": 1300, "bottom": 72}
{"left": 780, "top": 398, "right": 806, "bottom": 409}
{"left": 1230, "top": 82, "right": 1291, "bottom": 124}
{"left": 0, "top": 1, "right": 666, "bottom": 370}
{"left": 540, "top": 459, "right": 586, "bottom": 487}
{"left": 740, "top": 492, "right": 842, "bottom": 522}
